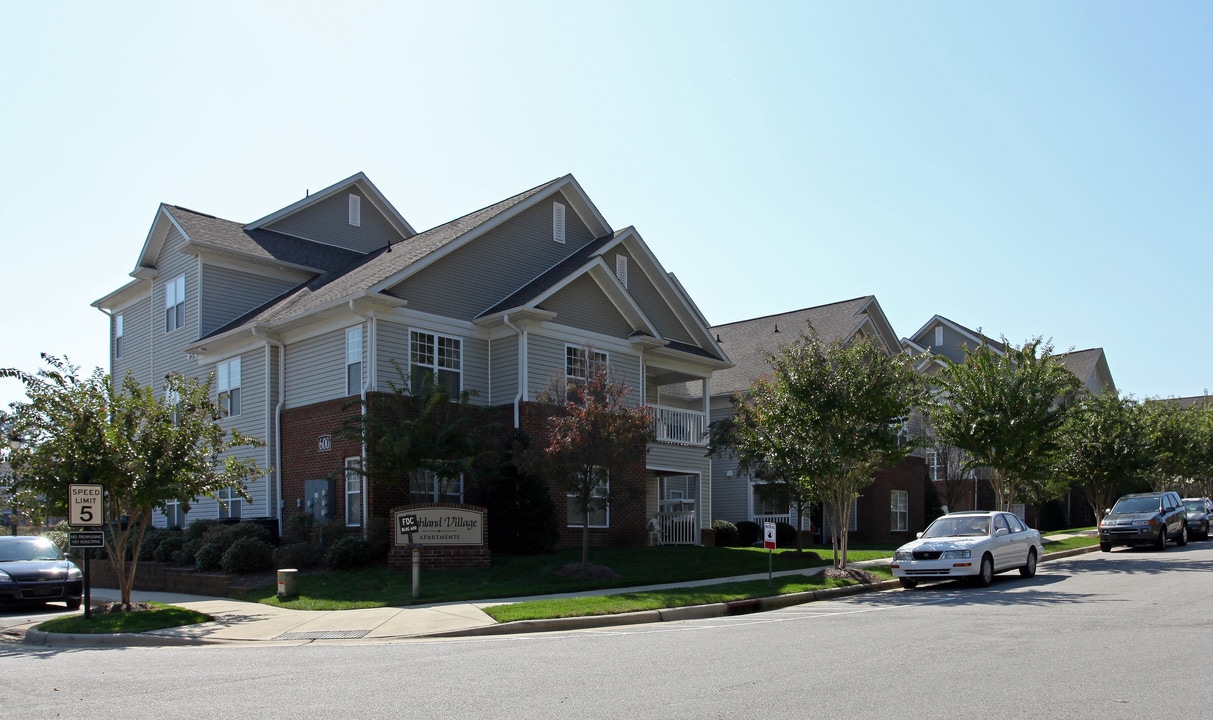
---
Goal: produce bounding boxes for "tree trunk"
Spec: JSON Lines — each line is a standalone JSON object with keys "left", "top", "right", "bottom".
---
{"left": 581, "top": 507, "right": 590, "bottom": 565}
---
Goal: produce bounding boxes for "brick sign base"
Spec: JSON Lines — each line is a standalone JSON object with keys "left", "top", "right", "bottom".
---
{"left": 388, "top": 503, "right": 491, "bottom": 569}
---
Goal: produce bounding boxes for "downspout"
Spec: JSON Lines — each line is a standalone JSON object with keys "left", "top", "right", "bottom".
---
{"left": 349, "top": 301, "right": 374, "bottom": 538}
{"left": 252, "top": 328, "right": 285, "bottom": 538}
{"left": 502, "top": 314, "right": 525, "bottom": 429}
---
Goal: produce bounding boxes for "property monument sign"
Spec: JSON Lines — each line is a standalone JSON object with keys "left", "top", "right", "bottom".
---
{"left": 393, "top": 506, "right": 485, "bottom": 546}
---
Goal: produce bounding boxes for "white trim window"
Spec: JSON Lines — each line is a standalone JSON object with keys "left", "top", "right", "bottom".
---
{"left": 410, "top": 330, "right": 462, "bottom": 397}
{"left": 217, "top": 487, "right": 241, "bottom": 520}
{"left": 568, "top": 467, "right": 609, "bottom": 528}
{"left": 926, "top": 449, "right": 942, "bottom": 481}
{"left": 164, "top": 499, "right": 185, "bottom": 528}
{"left": 566, "top": 345, "right": 607, "bottom": 386}
{"left": 114, "top": 314, "right": 124, "bottom": 359}
{"left": 345, "top": 457, "right": 362, "bottom": 526}
{"left": 410, "top": 469, "right": 464, "bottom": 505}
{"left": 750, "top": 479, "right": 790, "bottom": 518}
{"left": 891, "top": 489, "right": 909, "bottom": 532}
{"left": 346, "top": 326, "right": 363, "bottom": 396}
{"left": 217, "top": 356, "right": 241, "bottom": 417}
{"left": 165, "top": 274, "right": 186, "bottom": 333}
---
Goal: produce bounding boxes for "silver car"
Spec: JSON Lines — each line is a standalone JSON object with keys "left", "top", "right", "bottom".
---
{"left": 891, "top": 511, "right": 1045, "bottom": 589}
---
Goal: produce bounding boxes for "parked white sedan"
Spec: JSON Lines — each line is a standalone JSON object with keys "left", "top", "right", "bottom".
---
{"left": 890, "top": 511, "right": 1044, "bottom": 589}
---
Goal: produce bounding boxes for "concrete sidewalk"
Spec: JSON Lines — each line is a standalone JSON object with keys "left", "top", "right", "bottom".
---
{"left": 18, "top": 536, "right": 1099, "bottom": 647}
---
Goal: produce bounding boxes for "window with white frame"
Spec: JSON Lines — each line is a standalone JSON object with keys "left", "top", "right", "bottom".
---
{"left": 165, "top": 274, "right": 186, "bottom": 333}
{"left": 750, "top": 480, "right": 790, "bottom": 518}
{"left": 410, "top": 468, "right": 464, "bottom": 505}
{"left": 566, "top": 345, "right": 607, "bottom": 389}
{"left": 346, "top": 326, "right": 363, "bottom": 396}
{"left": 218, "top": 487, "right": 241, "bottom": 520}
{"left": 410, "top": 330, "right": 462, "bottom": 397}
{"left": 567, "top": 466, "right": 609, "bottom": 528}
{"left": 164, "top": 499, "right": 185, "bottom": 528}
{"left": 926, "top": 449, "right": 941, "bottom": 481}
{"left": 114, "top": 314, "right": 124, "bottom": 359}
{"left": 345, "top": 457, "right": 362, "bottom": 526}
{"left": 217, "top": 356, "right": 241, "bottom": 417}
{"left": 891, "top": 489, "right": 909, "bottom": 532}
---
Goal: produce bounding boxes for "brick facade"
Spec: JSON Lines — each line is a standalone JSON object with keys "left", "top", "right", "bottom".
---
{"left": 845, "top": 455, "right": 931, "bottom": 545}
{"left": 280, "top": 397, "right": 364, "bottom": 533}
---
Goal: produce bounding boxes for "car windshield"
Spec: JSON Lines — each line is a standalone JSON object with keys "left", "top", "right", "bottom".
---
{"left": 922, "top": 516, "right": 990, "bottom": 538}
{"left": 0, "top": 538, "right": 64, "bottom": 562}
{"left": 1183, "top": 501, "right": 1206, "bottom": 513}
{"left": 1111, "top": 497, "right": 1161, "bottom": 514}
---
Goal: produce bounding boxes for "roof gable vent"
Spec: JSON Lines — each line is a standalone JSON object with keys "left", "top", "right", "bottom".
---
{"left": 553, "top": 202, "right": 566, "bottom": 244}
{"left": 615, "top": 254, "right": 628, "bottom": 287}
{"left": 348, "top": 193, "right": 361, "bottom": 227}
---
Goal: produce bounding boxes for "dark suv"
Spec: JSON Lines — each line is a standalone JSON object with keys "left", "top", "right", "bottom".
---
{"left": 1099, "top": 491, "right": 1187, "bottom": 552}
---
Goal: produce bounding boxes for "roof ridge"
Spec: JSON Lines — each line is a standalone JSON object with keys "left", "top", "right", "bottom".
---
{"left": 709, "top": 295, "right": 873, "bottom": 330}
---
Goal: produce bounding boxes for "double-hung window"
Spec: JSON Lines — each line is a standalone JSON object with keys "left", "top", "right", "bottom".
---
{"left": 346, "top": 326, "right": 363, "bottom": 396}
{"left": 566, "top": 346, "right": 608, "bottom": 393}
{"left": 567, "top": 467, "right": 609, "bottom": 528}
{"left": 114, "top": 314, "right": 124, "bottom": 359}
{"left": 218, "top": 487, "right": 241, "bottom": 520}
{"left": 410, "top": 468, "right": 464, "bottom": 505}
{"left": 345, "top": 457, "right": 362, "bottom": 526}
{"left": 164, "top": 499, "right": 185, "bottom": 528}
{"left": 410, "top": 330, "right": 461, "bottom": 397}
{"left": 891, "top": 489, "right": 909, "bottom": 532}
{"left": 217, "top": 356, "right": 241, "bottom": 417}
{"left": 165, "top": 275, "right": 185, "bottom": 333}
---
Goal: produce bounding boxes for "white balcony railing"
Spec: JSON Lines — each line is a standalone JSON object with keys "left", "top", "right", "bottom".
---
{"left": 653, "top": 406, "right": 706, "bottom": 446}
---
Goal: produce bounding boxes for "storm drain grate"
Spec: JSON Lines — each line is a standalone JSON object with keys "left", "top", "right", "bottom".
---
{"left": 274, "top": 630, "right": 371, "bottom": 641}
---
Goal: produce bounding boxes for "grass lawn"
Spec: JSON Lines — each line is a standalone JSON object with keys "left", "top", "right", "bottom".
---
{"left": 36, "top": 603, "right": 212, "bottom": 635}
{"left": 239, "top": 544, "right": 897, "bottom": 611}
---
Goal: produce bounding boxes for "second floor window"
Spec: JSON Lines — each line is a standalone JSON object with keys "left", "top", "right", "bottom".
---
{"left": 165, "top": 274, "right": 185, "bottom": 333}
{"left": 410, "top": 330, "right": 461, "bottom": 397}
{"left": 891, "top": 489, "right": 909, "bottom": 532}
{"left": 346, "top": 326, "right": 363, "bottom": 396}
{"left": 114, "top": 314, "right": 124, "bottom": 359}
{"left": 217, "top": 356, "right": 241, "bottom": 417}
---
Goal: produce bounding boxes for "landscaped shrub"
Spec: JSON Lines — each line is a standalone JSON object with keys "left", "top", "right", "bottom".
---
{"left": 775, "top": 522, "right": 798, "bottom": 547}
{"left": 154, "top": 534, "right": 185, "bottom": 563}
{"left": 325, "top": 536, "right": 374, "bottom": 570}
{"left": 484, "top": 433, "right": 560, "bottom": 555}
{"left": 201, "top": 521, "right": 271, "bottom": 548}
{"left": 194, "top": 540, "right": 226, "bottom": 572}
{"left": 282, "top": 512, "right": 314, "bottom": 545}
{"left": 736, "top": 520, "right": 760, "bottom": 546}
{"left": 712, "top": 519, "right": 739, "bottom": 547}
{"left": 220, "top": 536, "right": 274, "bottom": 574}
{"left": 273, "top": 542, "right": 325, "bottom": 570}
{"left": 173, "top": 538, "right": 201, "bottom": 567}
{"left": 184, "top": 519, "right": 220, "bottom": 543}
{"left": 139, "top": 527, "right": 182, "bottom": 561}
{"left": 366, "top": 516, "right": 392, "bottom": 558}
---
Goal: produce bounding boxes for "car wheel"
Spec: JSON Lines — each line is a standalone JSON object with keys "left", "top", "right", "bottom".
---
{"left": 1100, "top": 541, "right": 1112, "bottom": 552}
{"left": 65, "top": 598, "right": 81, "bottom": 610}
{"left": 1156, "top": 528, "right": 1168, "bottom": 551}
{"left": 1178, "top": 525, "right": 1188, "bottom": 546}
{"left": 975, "top": 554, "right": 994, "bottom": 587}
{"left": 1019, "top": 548, "right": 1037, "bottom": 578}
{"left": 899, "top": 578, "right": 917, "bottom": 589}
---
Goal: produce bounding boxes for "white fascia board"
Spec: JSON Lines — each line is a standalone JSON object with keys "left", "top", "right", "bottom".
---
{"left": 92, "top": 277, "right": 149, "bottom": 312}
{"left": 615, "top": 227, "right": 725, "bottom": 359}
{"left": 245, "top": 172, "right": 416, "bottom": 238}
{"left": 559, "top": 174, "right": 612, "bottom": 238}
{"left": 522, "top": 255, "right": 659, "bottom": 338}
{"left": 192, "top": 246, "right": 318, "bottom": 283}
{"left": 906, "top": 314, "right": 947, "bottom": 346}
{"left": 133, "top": 204, "right": 187, "bottom": 275}
{"left": 856, "top": 296, "right": 901, "bottom": 354}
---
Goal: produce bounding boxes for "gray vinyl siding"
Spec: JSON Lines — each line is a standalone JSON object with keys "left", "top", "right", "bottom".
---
{"left": 285, "top": 324, "right": 362, "bottom": 408}
{"left": 525, "top": 333, "right": 642, "bottom": 403}
{"left": 112, "top": 295, "right": 154, "bottom": 389}
{"left": 615, "top": 247, "right": 695, "bottom": 345}
{"left": 646, "top": 443, "right": 712, "bottom": 529}
{"left": 708, "top": 403, "right": 748, "bottom": 524}
{"left": 153, "top": 227, "right": 201, "bottom": 391}
{"left": 538, "top": 275, "right": 634, "bottom": 338}
{"left": 388, "top": 193, "right": 598, "bottom": 321}
{"left": 376, "top": 320, "right": 490, "bottom": 406}
{"left": 264, "top": 187, "right": 402, "bottom": 254}
{"left": 489, "top": 334, "right": 518, "bottom": 407}
{"left": 199, "top": 264, "right": 297, "bottom": 337}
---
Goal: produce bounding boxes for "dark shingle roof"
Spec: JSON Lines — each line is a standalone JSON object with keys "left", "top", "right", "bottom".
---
{"left": 708, "top": 297, "right": 875, "bottom": 395}
{"left": 479, "top": 232, "right": 621, "bottom": 318}
{"left": 165, "top": 206, "right": 364, "bottom": 273}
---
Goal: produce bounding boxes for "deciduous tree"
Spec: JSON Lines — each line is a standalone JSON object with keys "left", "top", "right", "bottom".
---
{"left": 1055, "top": 390, "right": 1149, "bottom": 524}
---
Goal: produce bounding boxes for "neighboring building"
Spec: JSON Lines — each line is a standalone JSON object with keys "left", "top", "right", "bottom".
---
{"left": 92, "top": 173, "right": 730, "bottom": 548}
{"left": 705, "top": 296, "right": 928, "bottom": 545}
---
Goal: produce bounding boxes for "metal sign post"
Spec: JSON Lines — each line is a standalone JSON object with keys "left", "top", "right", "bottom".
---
{"left": 68, "top": 531, "right": 104, "bottom": 619}
{"left": 398, "top": 514, "right": 421, "bottom": 598}
{"left": 764, "top": 521, "right": 776, "bottom": 588}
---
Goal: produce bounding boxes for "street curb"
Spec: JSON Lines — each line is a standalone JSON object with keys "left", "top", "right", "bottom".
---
{"left": 22, "top": 626, "right": 215, "bottom": 648}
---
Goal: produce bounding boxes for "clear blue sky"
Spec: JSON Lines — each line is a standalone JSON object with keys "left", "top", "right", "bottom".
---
{"left": 3, "top": 1, "right": 1210, "bottom": 412}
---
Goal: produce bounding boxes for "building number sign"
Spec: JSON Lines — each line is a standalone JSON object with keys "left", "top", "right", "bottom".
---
{"left": 318, "top": 435, "right": 332, "bottom": 452}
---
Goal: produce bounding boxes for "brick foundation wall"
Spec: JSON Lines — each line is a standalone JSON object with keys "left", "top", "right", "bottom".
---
{"left": 281, "top": 397, "right": 363, "bottom": 530}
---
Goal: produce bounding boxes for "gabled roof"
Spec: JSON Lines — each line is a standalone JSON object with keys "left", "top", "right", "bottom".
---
{"left": 904, "top": 315, "right": 1007, "bottom": 355}
{"left": 708, "top": 296, "right": 898, "bottom": 396}
{"left": 1057, "top": 347, "right": 1116, "bottom": 395}
{"left": 245, "top": 171, "right": 416, "bottom": 239}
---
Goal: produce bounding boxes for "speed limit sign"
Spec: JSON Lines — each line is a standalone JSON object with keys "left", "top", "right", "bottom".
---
{"left": 68, "top": 484, "right": 105, "bottom": 527}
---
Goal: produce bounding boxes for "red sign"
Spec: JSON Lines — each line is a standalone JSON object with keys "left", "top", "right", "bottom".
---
{"left": 763, "top": 521, "right": 776, "bottom": 550}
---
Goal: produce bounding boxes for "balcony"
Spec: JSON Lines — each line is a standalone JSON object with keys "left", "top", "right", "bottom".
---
{"left": 653, "top": 406, "right": 706, "bottom": 446}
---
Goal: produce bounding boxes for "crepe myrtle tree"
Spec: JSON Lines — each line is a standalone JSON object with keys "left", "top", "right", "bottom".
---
{"left": 533, "top": 367, "right": 654, "bottom": 566}
{"left": 928, "top": 338, "right": 1079, "bottom": 512}
{"left": 1140, "top": 398, "right": 1208, "bottom": 495}
{"left": 1055, "top": 390, "right": 1150, "bottom": 525}
{"left": 711, "top": 334, "right": 925, "bottom": 568}
{"left": 1, "top": 355, "right": 266, "bottom": 609}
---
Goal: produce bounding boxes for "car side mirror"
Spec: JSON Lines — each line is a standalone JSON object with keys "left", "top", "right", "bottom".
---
{"left": 994, "top": 527, "right": 1009, "bottom": 537}
{"left": 916, "top": 532, "right": 923, "bottom": 539}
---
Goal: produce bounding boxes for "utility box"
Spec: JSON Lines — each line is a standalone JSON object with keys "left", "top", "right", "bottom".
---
{"left": 303, "top": 479, "right": 335, "bottom": 520}
{"left": 277, "top": 568, "right": 298, "bottom": 598}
